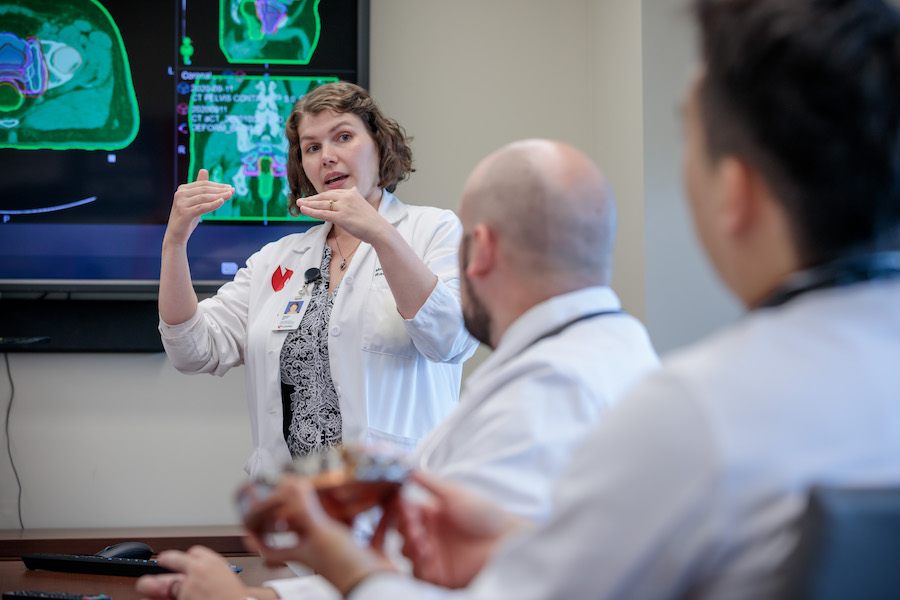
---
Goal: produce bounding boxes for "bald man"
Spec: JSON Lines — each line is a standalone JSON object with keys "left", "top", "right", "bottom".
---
{"left": 406, "top": 139, "right": 658, "bottom": 522}
{"left": 134, "top": 139, "right": 659, "bottom": 600}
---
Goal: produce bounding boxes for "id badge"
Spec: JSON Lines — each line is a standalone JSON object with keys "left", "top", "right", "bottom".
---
{"left": 273, "top": 295, "right": 310, "bottom": 331}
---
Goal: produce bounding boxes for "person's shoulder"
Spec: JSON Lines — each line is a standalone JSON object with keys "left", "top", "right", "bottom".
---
{"left": 390, "top": 193, "right": 459, "bottom": 224}
{"left": 660, "top": 314, "right": 762, "bottom": 375}
{"left": 621, "top": 314, "right": 778, "bottom": 434}
{"left": 404, "top": 202, "right": 456, "bottom": 217}
{"left": 393, "top": 203, "right": 462, "bottom": 248}
{"left": 406, "top": 204, "right": 459, "bottom": 228}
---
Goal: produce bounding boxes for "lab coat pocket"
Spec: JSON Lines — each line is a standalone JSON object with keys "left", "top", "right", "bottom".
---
{"left": 361, "top": 281, "right": 418, "bottom": 359}
{"left": 365, "top": 427, "right": 419, "bottom": 456}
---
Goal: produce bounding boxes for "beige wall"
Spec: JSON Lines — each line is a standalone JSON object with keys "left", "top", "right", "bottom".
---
{"left": 370, "top": 0, "right": 645, "bottom": 318}
{"left": 0, "top": 0, "right": 650, "bottom": 528}
{"left": 588, "top": 0, "right": 645, "bottom": 319}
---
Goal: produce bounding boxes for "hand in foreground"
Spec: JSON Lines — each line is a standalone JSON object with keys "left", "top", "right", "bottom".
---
{"left": 242, "top": 475, "right": 396, "bottom": 594}
{"left": 166, "top": 169, "right": 234, "bottom": 245}
{"left": 135, "top": 546, "right": 253, "bottom": 600}
{"left": 297, "top": 187, "right": 390, "bottom": 244}
{"left": 397, "top": 471, "right": 527, "bottom": 589}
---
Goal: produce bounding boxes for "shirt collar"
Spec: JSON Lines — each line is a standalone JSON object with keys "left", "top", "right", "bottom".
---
{"left": 481, "top": 286, "right": 623, "bottom": 370}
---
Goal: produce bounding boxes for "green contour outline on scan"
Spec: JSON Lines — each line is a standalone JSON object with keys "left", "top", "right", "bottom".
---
{"left": 0, "top": 0, "right": 140, "bottom": 150}
{"left": 219, "top": 0, "right": 322, "bottom": 65}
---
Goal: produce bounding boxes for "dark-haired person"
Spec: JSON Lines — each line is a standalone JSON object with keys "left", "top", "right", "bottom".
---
{"left": 158, "top": 82, "right": 478, "bottom": 479}
{"left": 197, "top": 0, "right": 900, "bottom": 598}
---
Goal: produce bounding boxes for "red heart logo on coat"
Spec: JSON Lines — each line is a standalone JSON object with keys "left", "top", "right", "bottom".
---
{"left": 271, "top": 266, "right": 293, "bottom": 292}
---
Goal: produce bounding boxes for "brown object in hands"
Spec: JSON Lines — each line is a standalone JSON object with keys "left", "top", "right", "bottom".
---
{"left": 238, "top": 444, "right": 409, "bottom": 531}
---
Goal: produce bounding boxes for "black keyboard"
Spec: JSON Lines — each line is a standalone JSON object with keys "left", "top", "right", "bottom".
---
{"left": 20, "top": 553, "right": 242, "bottom": 577}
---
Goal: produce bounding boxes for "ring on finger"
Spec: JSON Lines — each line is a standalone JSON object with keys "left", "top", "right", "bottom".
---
{"left": 329, "top": 199, "right": 334, "bottom": 210}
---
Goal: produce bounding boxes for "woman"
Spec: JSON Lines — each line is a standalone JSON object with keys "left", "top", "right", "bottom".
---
{"left": 158, "top": 82, "right": 478, "bottom": 478}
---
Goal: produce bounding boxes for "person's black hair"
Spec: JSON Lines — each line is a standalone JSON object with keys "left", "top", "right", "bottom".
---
{"left": 694, "top": 0, "right": 900, "bottom": 265}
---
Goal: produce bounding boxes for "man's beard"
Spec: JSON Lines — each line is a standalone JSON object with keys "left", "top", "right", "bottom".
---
{"left": 461, "top": 262, "right": 493, "bottom": 349}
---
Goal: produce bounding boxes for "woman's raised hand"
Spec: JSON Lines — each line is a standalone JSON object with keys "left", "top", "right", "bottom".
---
{"left": 296, "top": 187, "right": 391, "bottom": 244}
{"left": 166, "top": 169, "right": 234, "bottom": 246}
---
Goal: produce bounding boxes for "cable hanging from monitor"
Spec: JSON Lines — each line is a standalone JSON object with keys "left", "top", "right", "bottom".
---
{"left": 3, "top": 352, "right": 25, "bottom": 528}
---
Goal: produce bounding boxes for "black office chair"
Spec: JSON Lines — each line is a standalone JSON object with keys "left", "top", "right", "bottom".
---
{"left": 778, "top": 485, "right": 900, "bottom": 600}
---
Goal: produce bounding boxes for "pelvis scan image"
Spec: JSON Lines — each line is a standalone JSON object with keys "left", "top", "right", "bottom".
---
{"left": 0, "top": 0, "right": 139, "bottom": 150}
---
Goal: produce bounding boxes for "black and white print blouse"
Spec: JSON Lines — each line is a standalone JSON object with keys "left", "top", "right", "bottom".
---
{"left": 279, "top": 244, "right": 342, "bottom": 456}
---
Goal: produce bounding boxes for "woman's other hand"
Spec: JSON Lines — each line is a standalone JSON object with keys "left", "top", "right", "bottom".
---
{"left": 296, "top": 187, "right": 391, "bottom": 245}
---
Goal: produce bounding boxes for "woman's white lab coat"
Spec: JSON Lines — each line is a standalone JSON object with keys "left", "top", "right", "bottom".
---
{"left": 159, "top": 192, "right": 478, "bottom": 478}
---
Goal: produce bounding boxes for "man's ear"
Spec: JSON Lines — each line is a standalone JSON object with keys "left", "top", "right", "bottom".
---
{"left": 466, "top": 224, "right": 497, "bottom": 278}
{"left": 718, "top": 156, "right": 761, "bottom": 237}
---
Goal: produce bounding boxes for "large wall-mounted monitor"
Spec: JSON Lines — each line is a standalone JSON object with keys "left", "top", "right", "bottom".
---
{"left": 0, "top": 0, "right": 369, "bottom": 293}
{"left": 0, "top": 0, "right": 369, "bottom": 350}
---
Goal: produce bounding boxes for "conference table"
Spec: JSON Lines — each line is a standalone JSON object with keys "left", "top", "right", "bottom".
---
{"left": 0, "top": 526, "right": 298, "bottom": 599}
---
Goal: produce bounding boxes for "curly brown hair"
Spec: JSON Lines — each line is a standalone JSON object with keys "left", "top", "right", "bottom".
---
{"left": 284, "top": 81, "right": 414, "bottom": 216}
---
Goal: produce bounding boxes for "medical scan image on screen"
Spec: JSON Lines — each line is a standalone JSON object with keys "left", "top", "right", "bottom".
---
{"left": 187, "top": 73, "right": 336, "bottom": 222}
{"left": 0, "top": 0, "right": 365, "bottom": 288}
{"left": 220, "top": 0, "right": 322, "bottom": 64}
{"left": 0, "top": 0, "right": 139, "bottom": 150}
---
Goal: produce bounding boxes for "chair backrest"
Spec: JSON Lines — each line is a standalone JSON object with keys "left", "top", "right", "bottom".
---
{"left": 778, "top": 485, "right": 900, "bottom": 600}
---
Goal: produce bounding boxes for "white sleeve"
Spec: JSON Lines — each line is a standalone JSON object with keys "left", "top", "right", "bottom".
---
{"left": 158, "top": 251, "right": 255, "bottom": 375}
{"left": 401, "top": 209, "right": 478, "bottom": 364}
